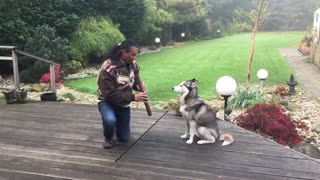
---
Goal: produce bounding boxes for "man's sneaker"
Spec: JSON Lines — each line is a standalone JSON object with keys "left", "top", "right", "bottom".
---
{"left": 102, "top": 140, "right": 115, "bottom": 149}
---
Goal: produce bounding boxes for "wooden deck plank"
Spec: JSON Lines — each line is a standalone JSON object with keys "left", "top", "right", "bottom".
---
{"left": 120, "top": 112, "right": 320, "bottom": 179}
{"left": 118, "top": 157, "right": 314, "bottom": 180}
{"left": 0, "top": 99, "right": 320, "bottom": 179}
{"left": 0, "top": 155, "right": 189, "bottom": 180}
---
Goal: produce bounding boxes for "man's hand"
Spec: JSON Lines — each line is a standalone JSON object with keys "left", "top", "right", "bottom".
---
{"left": 140, "top": 83, "right": 147, "bottom": 92}
{"left": 134, "top": 92, "right": 148, "bottom": 102}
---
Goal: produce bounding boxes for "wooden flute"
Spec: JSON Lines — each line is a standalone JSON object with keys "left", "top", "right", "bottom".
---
{"left": 131, "top": 62, "right": 152, "bottom": 116}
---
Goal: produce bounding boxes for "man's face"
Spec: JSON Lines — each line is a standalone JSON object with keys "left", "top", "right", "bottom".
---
{"left": 122, "top": 47, "right": 139, "bottom": 64}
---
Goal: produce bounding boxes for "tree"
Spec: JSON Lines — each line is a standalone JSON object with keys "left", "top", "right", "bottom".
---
{"left": 157, "top": 0, "right": 208, "bottom": 42}
{"left": 234, "top": 0, "right": 270, "bottom": 84}
{"left": 262, "top": 0, "right": 320, "bottom": 31}
{"left": 19, "top": 24, "right": 71, "bottom": 83}
{"left": 137, "top": 0, "right": 174, "bottom": 45}
{"left": 70, "top": 17, "right": 125, "bottom": 65}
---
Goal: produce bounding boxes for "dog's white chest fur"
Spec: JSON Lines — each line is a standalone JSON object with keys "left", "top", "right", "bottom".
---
{"left": 179, "top": 94, "right": 193, "bottom": 119}
{"left": 180, "top": 105, "right": 190, "bottom": 118}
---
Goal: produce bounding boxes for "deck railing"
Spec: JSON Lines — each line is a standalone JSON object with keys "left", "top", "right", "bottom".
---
{"left": 0, "top": 46, "right": 60, "bottom": 93}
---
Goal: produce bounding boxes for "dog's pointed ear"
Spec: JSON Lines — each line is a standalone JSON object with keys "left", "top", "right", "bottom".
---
{"left": 191, "top": 78, "right": 198, "bottom": 87}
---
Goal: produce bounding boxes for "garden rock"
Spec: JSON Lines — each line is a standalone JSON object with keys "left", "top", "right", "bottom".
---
{"left": 311, "top": 122, "right": 320, "bottom": 133}
{"left": 286, "top": 103, "right": 302, "bottom": 111}
{"left": 293, "top": 143, "right": 320, "bottom": 159}
{"left": 31, "top": 84, "right": 45, "bottom": 92}
{"left": 305, "top": 137, "right": 317, "bottom": 143}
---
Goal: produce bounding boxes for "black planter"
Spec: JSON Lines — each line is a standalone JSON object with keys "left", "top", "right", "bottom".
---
{"left": 3, "top": 91, "right": 16, "bottom": 104}
{"left": 16, "top": 91, "right": 27, "bottom": 103}
{"left": 40, "top": 93, "right": 57, "bottom": 101}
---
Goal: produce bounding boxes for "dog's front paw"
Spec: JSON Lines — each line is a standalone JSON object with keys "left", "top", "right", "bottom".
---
{"left": 181, "top": 134, "right": 188, "bottom": 139}
{"left": 186, "top": 139, "right": 193, "bottom": 144}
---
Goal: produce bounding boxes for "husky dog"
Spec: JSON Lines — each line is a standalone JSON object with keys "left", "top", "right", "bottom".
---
{"left": 172, "top": 79, "right": 234, "bottom": 146}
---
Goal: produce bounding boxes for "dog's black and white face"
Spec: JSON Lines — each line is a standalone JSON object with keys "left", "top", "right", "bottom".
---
{"left": 172, "top": 78, "right": 198, "bottom": 94}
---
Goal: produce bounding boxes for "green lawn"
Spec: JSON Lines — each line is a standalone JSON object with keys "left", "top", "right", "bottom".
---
{"left": 64, "top": 32, "right": 304, "bottom": 101}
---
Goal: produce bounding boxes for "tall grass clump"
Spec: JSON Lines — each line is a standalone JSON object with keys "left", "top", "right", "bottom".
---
{"left": 230, "top": 87, "right": 265, "bottom": 109}
{"left": 70, "top": 16, "right": 125, "bottom": 65}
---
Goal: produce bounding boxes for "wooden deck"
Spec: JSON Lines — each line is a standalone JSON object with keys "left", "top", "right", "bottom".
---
{"left": 0, "top": 99, "right": 320, "bottom": 180}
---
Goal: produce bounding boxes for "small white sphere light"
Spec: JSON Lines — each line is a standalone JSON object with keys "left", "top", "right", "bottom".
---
{"left": 257, "top": 69, "right": 268, "bottom": 88}
{"left": 155, "top": 37, "right": 160, "bottom": 43}
{"left": 216, "top": 76, "right": 237, "bottom": 96}
{"left": 257, "top": 69, "right": 268, "bottom": 80}
{"left": 216, "top": 76, "right": 237, "bottom": 121}
{"left": 181, "top": 33, "right": 185, "bottom": 37}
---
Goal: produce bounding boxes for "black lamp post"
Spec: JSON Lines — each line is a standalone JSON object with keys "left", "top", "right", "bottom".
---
{"left": 216, "top": 76, "right": 237, "bottom": 122}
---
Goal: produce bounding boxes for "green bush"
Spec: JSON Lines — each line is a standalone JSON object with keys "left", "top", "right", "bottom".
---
{"left": 20, "top": 67, "right": 37, "bottom": 83}
{"left": 64, "top": 60, "right": 82, "bottom": 74}
{"left": 21, "top": 24, "right": 71, "bottom": 82}
{"left": 62, "top": 92, "right": 76, "bottom": 101}
{"left": 230, "top": 87, "right": 265, "bottom": 109}
{"left": 70, "top": 16, "right": 125, "bottom": 65}
{"left": 32, "top": 60, "right": 50, "bottom": 80}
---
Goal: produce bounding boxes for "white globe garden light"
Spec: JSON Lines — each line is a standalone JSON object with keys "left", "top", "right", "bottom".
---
{"left": 155, "top": 37, "right": 161, "bottom": 50}
{"left": 216, "top": 76, "right": 237, "bottom": 96}
{"left": 155, "top": 37, "right": 160, "bottom": 43}
{"left": 257, "top": 69, "right": 269, "bottom": 88}
{"left": 216, "top": 76, "right": 237, "bottom": 121}
{"left": 181, "top": 32, "right": 185, "bottom": 37}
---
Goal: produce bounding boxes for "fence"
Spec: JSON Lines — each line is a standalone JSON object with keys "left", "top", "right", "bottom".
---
{"left": 0, "top": 46, "right": 59, "bottom": 93}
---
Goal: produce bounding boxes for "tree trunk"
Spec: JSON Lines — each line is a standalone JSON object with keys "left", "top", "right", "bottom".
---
{"left": 247, "top": 0, "right": 265, "bottom": 84}
{"left": 247, "top": 25, "right": 257, "bottom": 84}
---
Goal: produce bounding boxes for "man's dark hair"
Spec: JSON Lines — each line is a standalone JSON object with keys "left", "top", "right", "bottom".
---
{"left": 106, "top": 39, "right": 139, "bottom": 62}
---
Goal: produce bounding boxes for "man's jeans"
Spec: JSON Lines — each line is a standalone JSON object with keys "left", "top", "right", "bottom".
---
{"left": 98, "top": 101, "right": 131, "bottom": 142}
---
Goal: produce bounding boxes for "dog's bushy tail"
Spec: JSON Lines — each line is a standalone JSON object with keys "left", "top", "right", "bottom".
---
{"left": 219, "top": 133, "right": 234, "bottom": 146}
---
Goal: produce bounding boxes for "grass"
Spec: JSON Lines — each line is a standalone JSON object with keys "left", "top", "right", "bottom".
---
{"left": 64, "top": 32, "right": 304, "bottom": 101}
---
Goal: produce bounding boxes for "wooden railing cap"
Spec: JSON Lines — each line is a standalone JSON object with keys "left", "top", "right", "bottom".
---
{"left": 0, "top": 46, "right": 17, "bottom": 49}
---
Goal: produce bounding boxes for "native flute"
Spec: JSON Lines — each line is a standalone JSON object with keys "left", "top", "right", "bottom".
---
{"left": 131, "top": 62, "right": 152, "bottom": 116}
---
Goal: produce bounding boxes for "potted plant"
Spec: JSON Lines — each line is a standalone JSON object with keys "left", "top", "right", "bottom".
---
{"left": 1, "top": 88, "right": 28, "bottom": 104}
{"left": 298, "top": 35, "right": 313, "bottom": 55}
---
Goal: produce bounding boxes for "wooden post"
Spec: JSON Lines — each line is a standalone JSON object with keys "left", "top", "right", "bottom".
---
{"left": 12, "top": 49, "right": 20, "bottom": 89}
{"left": 49, "top": 64, "right": 56, "bottom": 93}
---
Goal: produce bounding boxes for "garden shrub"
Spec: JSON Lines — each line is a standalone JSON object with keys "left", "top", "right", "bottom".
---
{"left": 64, "top": 60, "right": 82, "bottom": 74}
{"left": 235, "top": 103, "right": 304, "bottom": 147}
{"left": 70, "top": 16, "right": 125, "bottom": 65}
{"left": 21, "top": 24, "right": 71, "bottom": 82}
{"left": 230, "top": 87, "right": 265, "bottom": 109}
{"left": 20, "top": 67, "right": 37, "bottom": 83}
{"left": 39, "top": 65, "right": 63, "bottom": 89}
{"left": 62, "top": 92, "right": 76, "bottom": 101}
{"left": 268, "top": 94, "right": 281, "bottom": 105}
{"left": 274, "top": 85, "right": 288, "bottom": 96}
{"left": 300, "top": 35, "right": 313, "bottom": 47}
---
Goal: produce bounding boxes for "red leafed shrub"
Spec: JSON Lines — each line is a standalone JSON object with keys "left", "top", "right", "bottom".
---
{"left": 235, "top": 103, "right": 302, "bottom": 147}
{"left": 274, "top": 85, "right": 288, "bottom": 96}
{"left": 39, "top": 65, "right": 63, "bottom": 88}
